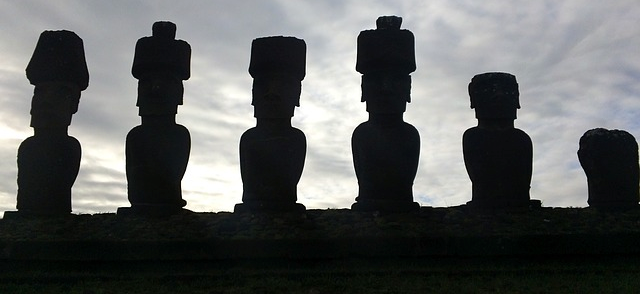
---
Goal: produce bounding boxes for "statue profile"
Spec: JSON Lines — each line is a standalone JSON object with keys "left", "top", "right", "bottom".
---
{"left": 13, "top": 30, "right": 89, "bottom": 216}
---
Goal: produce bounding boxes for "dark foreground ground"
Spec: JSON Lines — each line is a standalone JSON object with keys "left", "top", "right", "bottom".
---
{"left": 1, "top": 207, "right": 639, "bottom": 293}
{"left": 1, "top": 256, "right": 640, "bottom": 293}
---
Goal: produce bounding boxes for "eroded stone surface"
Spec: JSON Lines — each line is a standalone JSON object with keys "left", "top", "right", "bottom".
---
{"left": 578, "top": 128, "right": 639, "bottom": 209}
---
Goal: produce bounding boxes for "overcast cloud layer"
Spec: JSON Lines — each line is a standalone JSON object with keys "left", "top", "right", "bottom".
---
{"left": 0, "top": 0, "right": 638, "bottom": 214}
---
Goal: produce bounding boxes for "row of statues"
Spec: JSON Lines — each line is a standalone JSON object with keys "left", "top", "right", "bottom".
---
{"left": 8, "top": 16, "right": 639, "bottom": 217}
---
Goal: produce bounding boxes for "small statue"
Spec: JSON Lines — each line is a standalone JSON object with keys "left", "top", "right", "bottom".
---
{"left": 578, "top": 128, "right": 639, "bottom": 209}
{"left": 118, "top": 21, "right": 191, "bottom": 216}
{"left": 14, "top": 30, "right": 89, "bottom": 216}
{"left": 234, "top": 36, "right": 307, "bottom": 213}
{"left": 463, "top": 72, "right": 539, "bottom": 209}
{"left": 351, "top": 16, "right": 421, "bottom": 213}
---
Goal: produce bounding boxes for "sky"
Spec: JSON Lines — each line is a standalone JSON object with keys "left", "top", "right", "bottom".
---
{"left": 0, "top": 0, "right": 638, "bottom": 214}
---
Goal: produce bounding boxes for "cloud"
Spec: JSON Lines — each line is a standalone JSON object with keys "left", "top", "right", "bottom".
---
{"left": 0, "top": 1, "right": 638, "bottom": 214}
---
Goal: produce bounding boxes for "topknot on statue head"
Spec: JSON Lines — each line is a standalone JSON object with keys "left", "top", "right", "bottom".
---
{"left": 26, "top": 30, "right": 89, "bottom": 91}
{"left": 248, "top": 36, "right": 306, "bottom": 81}
{"left": 132, "top": 21, "right": 191, "bottom": 81}
{"left": 356, "top": 16, "right": 416, "bottom": 75}
{"left": 248, "top": 36, "right": 306, "bottom": 118}
{"left": 152, "top": 21, "right": 176, "bottom": 40}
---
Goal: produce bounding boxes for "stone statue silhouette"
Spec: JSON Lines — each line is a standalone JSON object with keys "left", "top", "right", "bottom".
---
{"left": 463, "top": 72, "right": 539, "bottom": 209}
{"left": 234, "top": 36, "right": 307, "bottom": 213}
{"left": 351, "top": 16, "right": 421, "bottom": 213}
{"left": 118, "top": 21, "right": 191, "bottom": 216}
{"left": 14, "top": 30, "right": 89, "bottom": 216}
{"left": 578, "top": 128, "right": 639, "bottom": 209}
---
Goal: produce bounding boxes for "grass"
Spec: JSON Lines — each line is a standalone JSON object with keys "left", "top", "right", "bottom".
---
{"left": 1, "top": 256, "right": 639, "bottom": 293}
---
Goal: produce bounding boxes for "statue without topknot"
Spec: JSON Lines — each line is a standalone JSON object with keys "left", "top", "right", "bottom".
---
{"left": 578, "top": 128, "right": 639, "bottom": 210}
{"left": 234, "top": 36, "right": 307, "bottom": 214}
{"left": 9, "top": 30, "right": 89, "bottom": 217}
{"left": 351, "top": 16, "right": 421, "bottom": 213}
{"left": 118, "top": 21, "right": 191, "bottom": 216}
{"left": 463, "top": 72, "right": 540, "bottom": 210}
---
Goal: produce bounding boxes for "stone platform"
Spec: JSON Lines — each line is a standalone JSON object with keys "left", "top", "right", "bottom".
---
{"left": 1, "top": 207, "right": 639, "bottom": 261}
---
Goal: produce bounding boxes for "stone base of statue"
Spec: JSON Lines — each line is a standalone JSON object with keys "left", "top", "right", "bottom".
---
{"left": 117, "top": 202, "right": 191, "bottom": 217}
{"left": 234, "top": 201, "right": 306, "bottom": 214}
{"left": 351, "top": 199, "right": 420, "bottom": 213}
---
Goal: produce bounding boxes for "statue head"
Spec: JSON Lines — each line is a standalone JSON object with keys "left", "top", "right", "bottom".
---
{"left": 356, "top": 16, "right": 416, "bottom": 76}
{"left": 468, "top": 72, "right": 520, "bottom": 120}
{"left": 26, "top": 30, "right": 88, "bottom": 128}
{"left": 356, "top": 16, "right": 415, "bottom": 113}
{"left": 132, "top": 21, "right": 191, "bottom": 116}
{"left": 249, "top": 36, "right": 306, "bottom": 118}
{"left": 29, "top": 82, "right": 81, "bottom": 128}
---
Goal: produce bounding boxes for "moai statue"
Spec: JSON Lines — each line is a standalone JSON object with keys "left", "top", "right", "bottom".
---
{"left": 13, "top": 30, "right": 89, "bottom": 216}
{"left": 234, "top": 36, "right": 307, "bottom": 214}
{"left": 578, "top": 128, "right": 639, "bottom": 209}
{"left": 118, "top": 22, "right": 191, "bottom": 216}
{"left": 351, "top": 16, "right": 421, "bottom": 213}
{"left": 463, "top": 72, "right": 540, "bottom": 209}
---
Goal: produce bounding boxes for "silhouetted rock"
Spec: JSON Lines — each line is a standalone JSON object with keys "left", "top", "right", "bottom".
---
{"left": 25, "top": 31, "right": 89, "bottom": 91}
{"left": 578, "top": 128, "right": 640, "bottom": 209}
{"left": 463, "top": 72, "right": 539, "bottom": 210}
{"left": 351, "top": 16, "right": 420, "bottom": 213}
{"left": 118, "top": 21, "right": 191, "bottom": 216}
{"left": 234, "top": 36, "right": 307, "bottom": 214}
{"left": 11, "top": 30, "right": 88, "bottom": 217}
